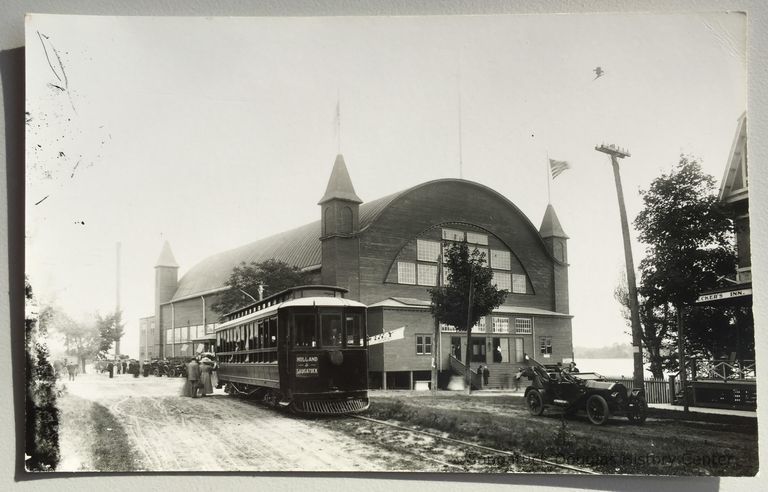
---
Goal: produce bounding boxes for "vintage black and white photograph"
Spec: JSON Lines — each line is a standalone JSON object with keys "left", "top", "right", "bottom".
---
{"left": 23, "top": 12, "right": 756, "bottom": 475}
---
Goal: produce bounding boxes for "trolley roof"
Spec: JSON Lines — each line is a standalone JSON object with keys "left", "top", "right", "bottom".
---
{"left": 215, "top": 285, "right": 366, "bottom": 332}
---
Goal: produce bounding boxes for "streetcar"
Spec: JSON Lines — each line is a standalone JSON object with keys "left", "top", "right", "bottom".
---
{"left": 214, "top": 285, "right": 369, "bottom": 415}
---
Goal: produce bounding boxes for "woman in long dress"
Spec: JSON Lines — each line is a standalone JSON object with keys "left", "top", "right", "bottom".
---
{"left": 199, "top": 357, "right": 214, "bottom": 396}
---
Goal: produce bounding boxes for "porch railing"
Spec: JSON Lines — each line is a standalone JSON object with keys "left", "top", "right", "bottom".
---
{"left": 605, "top": 378, "right": 671, "bottom": 404}
{"left": 692, "top": 359, "right": 756, "bottom": 381}
{"left": 448, "top": 354, "right": 482, "bottom": 389}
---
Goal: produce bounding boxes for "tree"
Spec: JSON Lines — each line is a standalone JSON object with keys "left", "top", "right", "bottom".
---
{"left": 634, "top": 155, "right": 736, "bottom": 391}
{"left": 25, "top": 277, "right": 60, "bottom": 471}
{"left": 211, "top": 259, "right": 310, "bottom": 317}
{"left": 96, "top": 311, "right": 125, "bottom": 354}
{"left": 614, "top": 274, "right": 675, "bottom": 378}
{"left": 45, "top": 309, "right": 101, "bottom": 373}
{"left": 429, "top": 241, "right": 507, "bottom": 393}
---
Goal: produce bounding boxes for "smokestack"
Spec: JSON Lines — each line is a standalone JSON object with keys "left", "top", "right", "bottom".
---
{"left": 115, "top": 241, "right": 121, "bottom": 356}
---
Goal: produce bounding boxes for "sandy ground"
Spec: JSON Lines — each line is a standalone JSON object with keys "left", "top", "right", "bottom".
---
{"left": 57, "top": 371, "right": 410, "bottom": 472}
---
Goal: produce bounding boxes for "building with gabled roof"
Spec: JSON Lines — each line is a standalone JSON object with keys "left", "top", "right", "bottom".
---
{"left": 141, "top": 155, "right": 573, "bottom": 389}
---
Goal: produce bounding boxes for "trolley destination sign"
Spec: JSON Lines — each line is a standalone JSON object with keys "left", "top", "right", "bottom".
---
{"left": 295, "top": 355, "right": 319, "bottom": 377}
{"left": 695, "top": 288, "right": 752, "bottom": 303}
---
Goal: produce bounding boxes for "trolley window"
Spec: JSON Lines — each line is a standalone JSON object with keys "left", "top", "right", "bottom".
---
{"left": 320, "top": 310, "right": 343, "bottom": 348}
{"left": 345, "top": 312, "right": 364, "bottom": 347}
{"left": 294, "top": 313, "right": 317, "bottom": 348}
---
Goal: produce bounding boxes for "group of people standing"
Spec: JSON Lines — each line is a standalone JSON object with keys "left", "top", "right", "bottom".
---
{"left": 53, "top": 359, "right": 79, "bottom": 381}
{"left": 184, "top": 356, "right": 216, "bottom": 398}
{"left": 101, "top": 359, "right": 140, "bottom": 378}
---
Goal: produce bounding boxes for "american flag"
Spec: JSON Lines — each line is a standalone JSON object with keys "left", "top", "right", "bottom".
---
{"left": 549, "top": 159, "right": 571, "bottom": 179}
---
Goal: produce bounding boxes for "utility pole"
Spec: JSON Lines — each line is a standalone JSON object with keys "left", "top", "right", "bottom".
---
{"left": 595, "top": 144, "right": 644, "bottom": 390}
{"left": 115, "top": 241, "right": 121, "bottom": 357}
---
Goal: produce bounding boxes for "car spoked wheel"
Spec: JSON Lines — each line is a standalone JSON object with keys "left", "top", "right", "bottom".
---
{"left": 627, "top": 397, "right": 648, "bottom": 425}
{"left": 586, "top": 395, "right": 610, "bottom": 425}
{"left": 527, "top": 390, "right": 544, "bottom": 416}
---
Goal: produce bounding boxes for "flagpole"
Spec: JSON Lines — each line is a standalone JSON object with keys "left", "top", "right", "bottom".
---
{"left": 546, "top": 152, "right": 552, "bottom": 204}
{"left": 336, "top": 91, "right": 341, "bottom": 154}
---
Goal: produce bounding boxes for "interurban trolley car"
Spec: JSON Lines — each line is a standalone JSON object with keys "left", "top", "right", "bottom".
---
{"left": 214, "top": 285, "right": 369, "bottom": 415}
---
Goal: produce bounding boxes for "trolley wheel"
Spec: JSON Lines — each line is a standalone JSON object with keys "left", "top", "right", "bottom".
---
{"left": 586, "top": 395, "right": 611, "bottom": 425}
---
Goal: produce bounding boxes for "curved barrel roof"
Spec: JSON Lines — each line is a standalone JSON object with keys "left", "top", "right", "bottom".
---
{"left": 171, "top": 189, "right": 407, "bottom": 301}
{"left": 171, "top": 179, "right": 553, "bottom": 301}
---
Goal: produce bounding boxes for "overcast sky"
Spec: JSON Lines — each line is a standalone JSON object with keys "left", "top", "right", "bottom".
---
{"left": 25, "top": 13, "right": 746, "bottom": 357}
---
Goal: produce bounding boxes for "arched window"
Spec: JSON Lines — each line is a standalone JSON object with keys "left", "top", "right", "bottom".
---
{"left": 340, "top": 206, "right": 353, "bottom": 233}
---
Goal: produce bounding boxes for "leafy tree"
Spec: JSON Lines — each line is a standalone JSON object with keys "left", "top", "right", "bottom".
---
{"left": 429, "top": 241, "right": 507, "bottom": 392}
{"left": 211, "top": 259, "right": 310, "bottom": 317}
{"left": 96, "top": 311, "right": 125, "bottom": 355}
{"left": 634, "top": 155, "right": 736, "bottom": 383}
{"left": 46, "top": 309, "right": 101, "bottom": 373}
{"left": 614, "top": 274, "right": 676, "bottom": 378}
{"left": 25, "top": 277, "right": 60, "bottom": 471}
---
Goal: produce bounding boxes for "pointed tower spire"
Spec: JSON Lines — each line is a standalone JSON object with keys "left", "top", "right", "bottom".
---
{"left": 539, "top": 204, "right": 569, "bottom": 239}
{"left": 318, "top": 154, "right": 362, "bottom": 205}
{"left": 155, "top": 240, "right": 179, "bottom": 268}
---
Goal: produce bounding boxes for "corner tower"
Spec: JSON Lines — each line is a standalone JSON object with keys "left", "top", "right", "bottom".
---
{"left": 154, "top": 241, "right": 179, "bottom": 357}
{"left": 539, "top": 204, "right": 570, "bottom": 314}
{"left": 319, "top": 154, "right": 362, "bottom": 298}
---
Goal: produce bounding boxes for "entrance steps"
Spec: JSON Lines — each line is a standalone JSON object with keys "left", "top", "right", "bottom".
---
{"left": 472, "top": 362, "right": 525, "bottom": 390}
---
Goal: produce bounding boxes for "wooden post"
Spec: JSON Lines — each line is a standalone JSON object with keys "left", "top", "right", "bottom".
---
{"left": 676, "top": 305, "right": 689, "bottom": 412}
{"left": 464, "top": 273, "right": 475, "bottom": 394}
{"left": 409, "top": 371, "right": 414, "bottom": 390}
{"left": 596, "top": 144, "right": 644, "bottom": 391}
{"left": 669, "top": 374, "right": 676, "bottom": 405}
{"left": 382, "top": 371, "right": 387, "bottom": 390}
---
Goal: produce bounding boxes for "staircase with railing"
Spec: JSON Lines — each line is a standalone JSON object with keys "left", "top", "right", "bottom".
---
{"left": 448, "top": 355, "right": 482, "bottom": 389}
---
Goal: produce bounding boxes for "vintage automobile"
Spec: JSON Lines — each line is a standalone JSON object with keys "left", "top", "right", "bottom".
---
{"left": 149, "top": 359, "right": 172, "bottom": 377}
{"left": 519, "top": 355, "right": 648, "bottom": 425}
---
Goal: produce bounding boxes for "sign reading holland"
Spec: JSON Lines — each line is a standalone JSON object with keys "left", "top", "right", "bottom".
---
{"left": 696, "top": 288, "right": 752, "bottom": 303}
{"left": 367, "top": 326, "right": 406, "bottom": 346}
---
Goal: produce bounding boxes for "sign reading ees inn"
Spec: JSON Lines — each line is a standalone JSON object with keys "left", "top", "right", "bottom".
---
{"left": 695, "top": 288, "right": 752, "bottom": 303}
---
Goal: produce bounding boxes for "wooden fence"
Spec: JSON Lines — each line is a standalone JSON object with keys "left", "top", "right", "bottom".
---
{"left": 606, "top": 378, "right": 672, "bottom": 404}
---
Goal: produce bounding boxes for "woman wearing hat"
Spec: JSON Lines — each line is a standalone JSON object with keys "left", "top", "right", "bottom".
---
{"left": 199, "top": 357, "right": 214, "bottom": 396}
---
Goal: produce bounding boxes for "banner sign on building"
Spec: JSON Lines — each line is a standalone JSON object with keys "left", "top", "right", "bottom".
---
{"left": 368, "top": 327, "right": 406, "bottom": 346}
{"left": 696, "top": 288, "right": 752, "bottom": 303}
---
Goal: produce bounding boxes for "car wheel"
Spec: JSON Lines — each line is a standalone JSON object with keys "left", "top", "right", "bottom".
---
{"left": 168, "top": 368, "right": 177, "bottom": 378}
{"left": 153, "top": 368, "right": 160, "bottom": 377}
{"left": 526, "top": 390, "right": 545, "bottom": 416}
{"left": 627, "top": 397, "right": 648, "bottom": 425}
{"left": 586, "top": 395, "right": 610, "bottom": 425}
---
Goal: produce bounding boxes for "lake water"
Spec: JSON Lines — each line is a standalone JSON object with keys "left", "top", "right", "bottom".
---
{"left": 575, "top": 358, "right": 666, "bottom": 379}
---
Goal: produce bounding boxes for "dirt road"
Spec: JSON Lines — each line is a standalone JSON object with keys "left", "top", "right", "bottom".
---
{"left": 59, "top": 372, "right": 407, "bottom": 472}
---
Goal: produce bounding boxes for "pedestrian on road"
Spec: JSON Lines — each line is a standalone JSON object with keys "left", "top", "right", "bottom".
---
{"left": 185, "top": 358, "right": 201, "bottom": 398}
{"left": 122, "top": 360, "right": 128, "bottom": 375}
{"left": 483, "top": 365, "right": 490, "bottom": 386}
{"left": 66, "top": 361, "right": 77, "bottom": 381}
{"left": 107, "top": 361, "right": 114, "bottom": 379}
{"left": 199, "top": 357, "right": 214, "bottom": 396}
{"left": 53, "top": 359, "right": 64, "bottom": 380}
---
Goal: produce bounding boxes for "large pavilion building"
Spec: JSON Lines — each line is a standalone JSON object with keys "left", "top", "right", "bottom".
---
{"left": 140, "top": 155, "right": 573, "bottom": 388}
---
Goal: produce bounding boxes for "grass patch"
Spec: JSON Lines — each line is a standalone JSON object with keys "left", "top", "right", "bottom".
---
{"left": 90, "top": 402, "right": 141, "bottom": 471}
{"left": 56, "top": 392, "right": 141, "bottom": 471}
{"left": 365, "top": 395, "right": 758, "bottom": 476}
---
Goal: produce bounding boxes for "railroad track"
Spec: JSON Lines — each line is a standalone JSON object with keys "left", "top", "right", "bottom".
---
{"left": 352, "top": 414, "right": 598, "bottom": 474}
